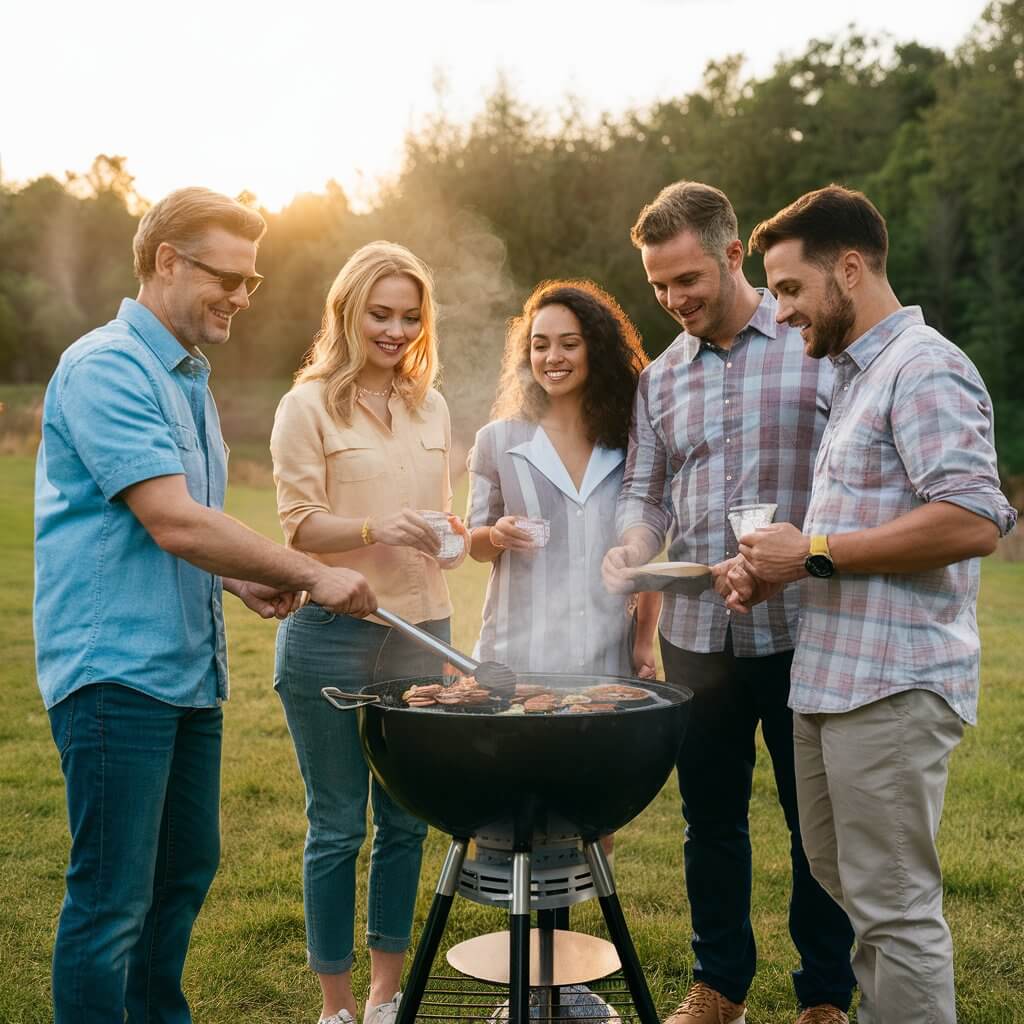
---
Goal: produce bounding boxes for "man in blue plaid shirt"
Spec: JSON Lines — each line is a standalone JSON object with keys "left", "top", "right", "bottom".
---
{"left": 734, "top": 185, "right": 1016, "bottom": 1024}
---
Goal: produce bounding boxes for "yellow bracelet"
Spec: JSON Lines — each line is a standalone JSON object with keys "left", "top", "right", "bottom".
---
{"left": 361, "top": 516, "right": 374, "bottom": 546}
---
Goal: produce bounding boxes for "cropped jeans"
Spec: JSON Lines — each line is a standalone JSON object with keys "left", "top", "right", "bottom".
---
{"left": 274, "top": 606, "right": 450, "bottom": 974}
{"left": 47, "top": 682, "right": 222, "bottom": 1024}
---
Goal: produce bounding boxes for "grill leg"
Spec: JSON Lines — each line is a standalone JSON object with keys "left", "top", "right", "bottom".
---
{"left": 583, "top": 841, "right": 659, "bottom": 1024}
{"left": 508, "top": 851, "right": 532, "bottom": 1023}
{"left": 535, "top": 909, "right": 564, "bottom": 1019}
{"left": 396, "top": 838, "right": 468, "bottom": 1024}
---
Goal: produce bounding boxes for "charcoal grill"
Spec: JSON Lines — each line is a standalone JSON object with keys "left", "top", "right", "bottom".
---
{"left": 324, "top": 672, "right": 691, "bottom": 1023}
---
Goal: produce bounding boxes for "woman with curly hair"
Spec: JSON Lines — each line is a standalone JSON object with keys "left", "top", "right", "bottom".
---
{"left": 466, "top": 279, "right": 660, "bottom": 676}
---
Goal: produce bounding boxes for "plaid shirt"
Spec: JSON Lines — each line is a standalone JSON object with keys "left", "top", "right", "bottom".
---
{"left": 617, "top": 289, "right": 832, "bottom": 656}
{"left": 792, "top": 307, "right": 1017, "bottom": 724}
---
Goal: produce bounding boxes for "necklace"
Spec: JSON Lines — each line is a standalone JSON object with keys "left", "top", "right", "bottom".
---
{"left": 357, "top": 382, "right": 393, "bottom": 398}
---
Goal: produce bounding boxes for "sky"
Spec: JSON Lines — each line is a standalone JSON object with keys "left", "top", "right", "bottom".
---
{"left": 2, "top": 0, "right": 990, "bottom": 212}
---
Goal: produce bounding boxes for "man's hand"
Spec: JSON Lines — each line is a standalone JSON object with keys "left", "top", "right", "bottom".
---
{"left": 602, "top": 543, "right": 648, "bottom": 594}
{"left": 308, "top": 567, "right": 377, "bottom": 618}
{"left": 233, "top": 581, "right": 304, "bottom": 619}
{"left": 738, "top": 522, "right": 810, "bottom": 583}
{"left": 710, "top": 556, "right": 743, "bottom": 599}
{"left": 725, "top": 558, "right": 785, "bottom": 613}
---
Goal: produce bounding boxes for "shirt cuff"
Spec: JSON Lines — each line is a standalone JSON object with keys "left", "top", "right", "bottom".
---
{"left": 101, "top": 457, "right": 186, "bottom": 501}
{"left": 932, "top": 492, "right": 1018, "bottom": 537}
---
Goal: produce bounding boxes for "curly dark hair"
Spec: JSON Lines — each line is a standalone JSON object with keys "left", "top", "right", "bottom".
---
{"left": 491, "top": 280, "right": 647, "bottom": 451}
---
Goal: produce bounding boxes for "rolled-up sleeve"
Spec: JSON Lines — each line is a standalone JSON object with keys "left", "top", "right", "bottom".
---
{"left": 270, "top": 389, "right": 331, "bottom": 545}
{"left": 466, "top": 423, "right": 505, "bottom": 528}
{"left": 892, "top": 354, "right": 1017, "bottom": 536}
{"left": 616, "top": 371, "right": 672, "bottom": 544}
{"left": 57, "top": 348, "right": 184, "bottom": 500}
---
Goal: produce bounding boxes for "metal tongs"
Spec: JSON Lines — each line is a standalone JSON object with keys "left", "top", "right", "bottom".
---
{"left": 321, "top": 607, "right": 518, "bottom": 710}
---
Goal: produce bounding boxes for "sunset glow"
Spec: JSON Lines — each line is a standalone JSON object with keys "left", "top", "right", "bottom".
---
{"left": 4, "top": 0, "right": 989, "bottom": 210}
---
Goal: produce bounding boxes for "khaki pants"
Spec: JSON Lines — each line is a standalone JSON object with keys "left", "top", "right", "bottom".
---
{"left": 794, "top": 690, "right": 964, "bottom": 1024}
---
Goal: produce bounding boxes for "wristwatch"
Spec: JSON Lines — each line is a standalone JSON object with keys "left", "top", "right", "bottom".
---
{"left": 804, "top": 534, "right": 835, "bottom": 578}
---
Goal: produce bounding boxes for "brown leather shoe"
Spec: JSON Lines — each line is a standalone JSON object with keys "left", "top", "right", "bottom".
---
{"left": 664, "top": 982, "right": 747, "bottom": 1024}
{"left": 794, "top": 1006, "right": 849, "bottom": 1024}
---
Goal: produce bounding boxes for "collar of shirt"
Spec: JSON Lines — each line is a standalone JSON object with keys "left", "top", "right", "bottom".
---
{"left": 117, "top": 297, "right": 210, "bottom": 377}
{"left": 678, "top": 287, "right": 781, "bottom": 363}
{"left": 507, "top": 425, "right": 624, "bottom": 504}
{"left": 836, "top": 305, "right": 925, "bottom": 372}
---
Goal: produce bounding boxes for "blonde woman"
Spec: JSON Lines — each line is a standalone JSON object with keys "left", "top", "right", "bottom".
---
{"left": 271, "top": 242, "right": 464, "bottom": 1024}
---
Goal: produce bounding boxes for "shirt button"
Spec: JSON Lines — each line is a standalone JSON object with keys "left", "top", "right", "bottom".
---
{"left": 726, "top": 475, "right": 732, "bottom": 481}
{"left": 726, "top": 609, "right": 732, "bottom": 616}
{"left": 724, "top": 399, "right": 730, "bottom": 405}
{"left": 726, "top": 362, "right": 733, "bottom": 368}
{"left": 842, "top": 385, "right": 849, "bottom": 392}
{"left": 725, "top": 438, "right": 731, "bottom": 444}
{"left": 576, "top": 509, "right": 584, "bottom": 517}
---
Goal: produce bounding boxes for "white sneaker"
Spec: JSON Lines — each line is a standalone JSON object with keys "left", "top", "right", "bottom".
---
{"left": 363, "top": 991, "right": 402, "bottom": 1024}
{"left": 319, "top": 1012, "right": 356, "bottom": 1024}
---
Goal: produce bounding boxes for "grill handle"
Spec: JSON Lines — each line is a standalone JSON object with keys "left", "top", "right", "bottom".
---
{"left": 373, "top": 607, "right": 480, "bottom": 676}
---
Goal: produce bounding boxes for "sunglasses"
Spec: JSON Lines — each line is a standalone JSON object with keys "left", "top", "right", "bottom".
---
{"left": 173, "top": 249, "right": 264, "bottom": 297}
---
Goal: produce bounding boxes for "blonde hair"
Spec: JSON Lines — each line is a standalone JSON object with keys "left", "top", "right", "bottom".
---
{"left": 132, "top": 187, "right": 266, "bottom": 279}
{"left": 295, "top": 241, "right": 439, "bottom": 423}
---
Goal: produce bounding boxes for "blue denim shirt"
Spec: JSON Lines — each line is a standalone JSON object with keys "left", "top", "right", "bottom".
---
{"left": 34, "top": 298, "right": 229, "bottom": 709}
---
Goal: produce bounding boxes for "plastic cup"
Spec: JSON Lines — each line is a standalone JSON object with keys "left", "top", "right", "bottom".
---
{"left": 727, "top": 502, "right": 778, "bottom": 542}
{"left": 417, "top": 510, "right": 465, "bottom": 560}
{"left": 514, "top": 516, "right": 550, "bottom": 548}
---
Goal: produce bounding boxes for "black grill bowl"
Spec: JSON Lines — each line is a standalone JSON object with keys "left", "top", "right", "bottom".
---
{"left": 347, "top": 674, "right": 692, "bottom": 844}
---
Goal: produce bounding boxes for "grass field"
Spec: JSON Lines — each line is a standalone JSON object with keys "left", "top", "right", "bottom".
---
{"left": 1, "top": 454, "right": 1021, "bottom": 1023}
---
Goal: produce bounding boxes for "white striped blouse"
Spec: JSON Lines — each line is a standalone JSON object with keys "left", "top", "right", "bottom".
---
{"left": 466, "top": 419, "right": 634, "bottom": 676}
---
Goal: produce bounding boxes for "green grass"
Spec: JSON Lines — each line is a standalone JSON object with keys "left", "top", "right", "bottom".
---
{"left": 0, "top": 454, "right": 1021, "bottom": 1022}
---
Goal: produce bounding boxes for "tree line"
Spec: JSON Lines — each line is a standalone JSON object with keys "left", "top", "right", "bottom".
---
{"left": 1, "top": 0, "right": 1021, "bottom": 471}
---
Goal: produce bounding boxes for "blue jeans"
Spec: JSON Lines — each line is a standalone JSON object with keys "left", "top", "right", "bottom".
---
{"left": 661, "top": 632, "right": 856, "bottom": 1011}
{"left": 47, "top": 683, "right": 222, "bottom": 1024}
{"left": 274, "top": 608, "right": 450, "bottom": 973}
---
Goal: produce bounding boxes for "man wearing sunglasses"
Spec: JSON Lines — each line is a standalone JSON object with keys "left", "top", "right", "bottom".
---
{"left": 34, "top": 186, "right": 377, "bottom": 1024}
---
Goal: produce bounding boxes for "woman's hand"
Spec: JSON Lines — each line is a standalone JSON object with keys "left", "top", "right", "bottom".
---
{"left": 369, "top": 509, "right": 442, "bottom": 556}
{"left": 435, "top": 514, "right": 470, "bottom": 570}
{"left": 488, "top": 515, "right": 535, "bottom": 552}
{"left": 632, "top": 633, "right": 658, "bottom": 680}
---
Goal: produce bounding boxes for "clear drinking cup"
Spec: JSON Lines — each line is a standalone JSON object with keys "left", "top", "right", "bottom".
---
{"left": 513, "top": 516, "right": 550, "bottom": 548}
{"left": 417, "top": 510, "right": 465, "bottom": 560}
{"left": 727, "top": 502, "right": 778, "bottom": 542}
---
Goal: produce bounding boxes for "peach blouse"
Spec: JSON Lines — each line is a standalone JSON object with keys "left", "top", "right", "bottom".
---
{"left": 270, "top": 380, "right": 454, "bottom": 625}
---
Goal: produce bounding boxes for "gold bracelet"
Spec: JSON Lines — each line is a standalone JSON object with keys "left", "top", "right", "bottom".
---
{"left": 361, "top": 516, "right": 374, "bottom": 546}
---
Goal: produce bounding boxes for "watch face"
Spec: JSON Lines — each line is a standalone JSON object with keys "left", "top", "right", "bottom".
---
{"left": 805, "top": 554, "right": 834, "bottom": 579}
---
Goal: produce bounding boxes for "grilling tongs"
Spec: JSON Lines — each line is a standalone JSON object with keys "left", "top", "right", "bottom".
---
{"left": 322, "top": 608, "right": 518, "bottom": 711}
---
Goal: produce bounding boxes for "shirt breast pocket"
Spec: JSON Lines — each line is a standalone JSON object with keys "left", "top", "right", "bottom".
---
{"left": 420, "top": 426, "right": 448, "bottom": 459}
{"left": 324, "top": 432, "right": 387, "bottom": 482}
{"left": 171, "top": 422, "right": 207, "bottom": 500}
{"left": 827, "top": 439, "right": 898, "bottom": 491}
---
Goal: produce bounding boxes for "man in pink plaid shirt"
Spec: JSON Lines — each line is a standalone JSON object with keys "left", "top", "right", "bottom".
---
{"left": 732, "top": 185, "right": 1017, "bottom": 1024}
